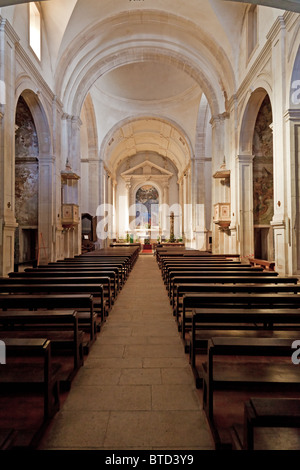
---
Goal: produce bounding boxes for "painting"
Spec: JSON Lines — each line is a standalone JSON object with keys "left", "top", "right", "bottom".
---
{"left": 135, "top": 185, "right": 159, "bottom": 228}
{"left": 253, "top": 95, "right": 274, "bottom": 226}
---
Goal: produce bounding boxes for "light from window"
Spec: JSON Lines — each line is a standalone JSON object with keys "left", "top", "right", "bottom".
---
{"left": 29, "top": 3, "right": 41, "bottom": 60}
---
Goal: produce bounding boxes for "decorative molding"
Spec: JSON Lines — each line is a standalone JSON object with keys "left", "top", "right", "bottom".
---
{"left": 15, "top": 41, "right": 55, "bottom": 105}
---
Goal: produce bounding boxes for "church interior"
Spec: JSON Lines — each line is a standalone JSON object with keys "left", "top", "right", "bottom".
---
{"left": 0, "top": 0, "right": 300, "bottom": 452}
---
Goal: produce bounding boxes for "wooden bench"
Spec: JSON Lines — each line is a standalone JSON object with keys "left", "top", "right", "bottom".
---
{"left": 181, "top": 292, "right": 300, "bottom": 341}
{"left": 202, "top": 336, "right": 300, "bottom": 449}
{"left": 161, "top": 261, "right": 244, "bottom": 282}
{"left": 0, "top": 293, "right": 96, "bottom": 351}
{"left": 175, "top": 283, "right": 300, "bottom": 324}
{"left": 44, "top": 261, "right": 129, "bottom": 283}
{"left": 244, "top": 397, "right": 300, "bottom": 450}
{"left": 230, "top": 397, "right": 300, "bottom": 450}
{"left": 21, "top": 267, "right": 122, "bottom": 291}
{"left": 0, "top": 337, "right": 61, "bottom": 421}
{"left": 58, "top": 256, "right": 132, "bottom": 273}
{"left": 0, "top": 282, "right": 107, "bottom": 320}
{"left": 166, "top": 269, "right": 278, "bottom": 298}
{"left": 190, "top": 308, "right": 300, "bottom": 389}
{"left": 8, "top": 272, "right": 117, "bottom": 302}
{"left": 163, "top": 264, "right": 262, "bottom": 284}
{"left": 170, "top": 275, "right": 299, "bottom": 309}
{"left": 0, "top": 309, "right": 83, "bottom": 386}
{"left": 249, "top": 258, "right": 276, "bottom": 271}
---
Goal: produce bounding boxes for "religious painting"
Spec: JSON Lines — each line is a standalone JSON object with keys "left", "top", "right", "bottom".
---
{"left": 253, "top": 95, "right": 274, "bottom": 226}
{"left": 135, "top": 185, "right": 159, "bottom": 228}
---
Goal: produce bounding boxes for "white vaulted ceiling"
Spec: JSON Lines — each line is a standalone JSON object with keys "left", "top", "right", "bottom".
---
{"left": 2, "top": 0, "right": 292, "bottom": 176}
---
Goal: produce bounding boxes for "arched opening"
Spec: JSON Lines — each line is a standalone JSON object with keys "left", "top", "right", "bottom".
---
{"left": 238, "top": 87, "right": 273, "bottom": 260}
{"left": 253, "top": 94, "right": 274, "bottom": 260}
{"left": 14, "top": 94, "right": 39, "bottom": 270}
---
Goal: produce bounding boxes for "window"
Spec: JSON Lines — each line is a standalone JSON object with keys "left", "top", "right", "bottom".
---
{"left": 247, "top": 5, "right": 258, "bottom": 60}
{"left": 29, "top": 3, "right": 41, "bottom": 60}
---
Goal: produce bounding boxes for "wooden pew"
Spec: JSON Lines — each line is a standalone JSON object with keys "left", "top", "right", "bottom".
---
{"left": 0, "top": 293, "right": 96, "bottom": 351}
{"left": 58, "top": 256, "right": 132, "bottom": 273}
{"left": 201, "top": 336, "right": 300, "bottom": 449}
{"left": 22, "top": 267, "right": 122, "bottom": 291}
{"left": 0, "top": 310, "right": 83, "bottom": 386}
{"left": 170, "top": 275, "right": 298, "bottom": 309}
{"left": 45, "top": 261, "right": 129, "bottom": 282}
{"left": 0, "top": 282, "right": 107, "bottom": 320}
{"left": 175, "top": 283, "right": 300, "bottom": 324}
{"left": 190, "top": 308, "right": 300, "bottom": 388}
{"left": 232, "top": 397, "right": 300, "bottom": 450}
{"left": 161, "top": 261, "right": 244, "bottom": 281}
{"left": 8, "top": 272, "right": 117, "bottom": 302}
{"left": 167, "top": 269, "right": 279, "bottom": 299}
{"left": 181, "top": 292, "right": 300, "bottom": 341}
{"left": 163, "top": 264, "right": 260, "bottom": 284}
{"left": 0, "top": 336, "right": 60, "bottom": 424}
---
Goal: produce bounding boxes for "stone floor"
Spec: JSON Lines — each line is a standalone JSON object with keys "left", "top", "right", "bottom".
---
{"left": 38, "top": 253, "right": 214, "bottom": 450}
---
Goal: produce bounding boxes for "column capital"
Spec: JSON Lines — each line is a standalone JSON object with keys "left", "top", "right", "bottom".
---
{"left": 236, "top": 154, "right": 255, "bottom": 163}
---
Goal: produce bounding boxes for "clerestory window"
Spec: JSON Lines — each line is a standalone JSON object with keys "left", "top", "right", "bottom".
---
{"left": 29, "top": 3, "right": 41, "bottom": 60}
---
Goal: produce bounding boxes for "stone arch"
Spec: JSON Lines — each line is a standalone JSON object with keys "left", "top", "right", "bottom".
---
{"left": 80, "top": 93, "right": 98, "bottom": 160}
{"left": 239, "top": 87, "right": 272, "bottom": 155}
{"left": 14, "top": 92, "right": 40, "bottom": 267}
{"left": 15, "top": 85, "right": 53, "bottom": 158}
{"left": 14, "top": 87, "right": 54, "bottom": 264}
{"left": 67, "top": 48, "right": 222, "bottom": 122}
{"left": 56, "top": 10, "right": 234, "bottom": 119}
{"left": 238, "top": 86, "right": 274, "bottom": 260}
{"left": 101, "top": 115, "right": 193, "bottom": 179}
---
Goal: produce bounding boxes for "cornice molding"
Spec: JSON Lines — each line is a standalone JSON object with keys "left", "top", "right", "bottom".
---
{"left": 0, "top": 16, "right": 19, "bottom": 44}
{"left": 15, "top": 42, "right": 55, "bottom": 104}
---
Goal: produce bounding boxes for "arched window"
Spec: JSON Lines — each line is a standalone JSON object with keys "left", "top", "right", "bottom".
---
{"left": 29, "top": 3, "right": 41, "bottom": 60}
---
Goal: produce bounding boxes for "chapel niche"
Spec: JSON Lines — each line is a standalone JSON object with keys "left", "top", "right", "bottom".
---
{"left": 252, "top": 94, "right": 274, "bottom": 261}
{"left": 14, "top": 95, "right": 39, "bottom": 267}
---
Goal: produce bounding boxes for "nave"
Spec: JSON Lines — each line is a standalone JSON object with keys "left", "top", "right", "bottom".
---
{"left": 37, "top": 254, "right": 214, "bottom": 450}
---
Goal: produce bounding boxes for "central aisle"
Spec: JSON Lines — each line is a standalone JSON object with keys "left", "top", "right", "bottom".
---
{"left": 39, "top": 254, "right": 214, "bottom": 450}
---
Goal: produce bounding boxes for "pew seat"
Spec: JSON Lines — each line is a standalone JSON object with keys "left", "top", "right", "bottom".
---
{"left": 0, "top": 309, "right": 84, "bottom": 387}
{"left": 202, "top": 336, "right": 300, "bottom": 449}
{"left": 0, "top": 337, "right": 61, "bottom": 448}
{"left": 230, "top": 397, "right": 300, "bottom": 450}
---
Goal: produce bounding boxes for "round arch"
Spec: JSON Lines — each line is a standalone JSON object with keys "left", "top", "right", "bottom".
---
{"left": 55, "top": 10, "right": 235, "bottom": 119}
{"left": 239, "top": 85, "right": 272, "bottom": 155}
{"left": 15, "top": 84, "right": 53, "bottom": 158}
{"left": 101, "top": 115, "right": 193, "bottom": 178}
{"left": 14, "top": 85, "right": 55, "bottom": 264}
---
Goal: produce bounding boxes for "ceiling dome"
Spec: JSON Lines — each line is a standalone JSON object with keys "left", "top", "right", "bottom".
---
{"left": 94, "top": 61, "right": 198, "bottom": 102}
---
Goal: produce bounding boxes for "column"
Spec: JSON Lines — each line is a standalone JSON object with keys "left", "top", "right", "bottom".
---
{"left": 38, "top": 155, "right": 55, "bottom": 264}
{"left": 268, "top": 17, "right": 288, "bottom": 274}
{"left": 236, "top": 154, "right": 254, "bottom": 260}
{"left": 284, "top": 109, "right": 300, "bottom": 274}
{"left": 192, "top": 156, "right": 208, "bottom": 251}
{"left": 0, "top": 19, "right": 19, "bottom": 275}
{"left": 210, "top": 112, "right": 230, "bottom": 254}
